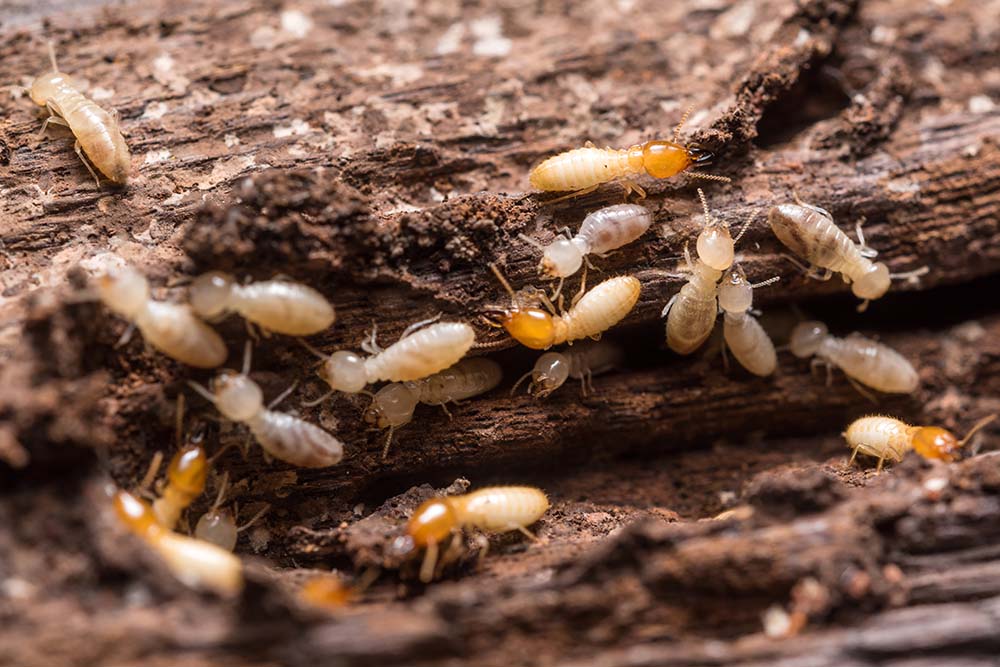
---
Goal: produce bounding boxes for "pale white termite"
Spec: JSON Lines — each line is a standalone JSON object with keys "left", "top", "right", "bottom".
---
{"left": 844, "top": 414, "right": 997, "bottom": 472}
{"left": 113, "top": 488, "right": 243, "bottom": 597}
{"left": 768, "top": 198, "right": 928, "bottom": 310}
{"left": 194, "top": 473, "right": 269, "bottom": 551}
{"left": 404, "top": 486, "right": 549, "bottom": 582}
{"left": 188, "top": 343, "right": 344, "bottom": 468}
{"left": 717, "top": 266, "right": 780, "bottom": 377}
{"left": 95, "top": 264, "right": 227, "bottom": 369}
{"left": 520, "top": 204, "right": 653, "bottom": 279}
{"left": 189, "top": 272, "right": 335, "bottom": 336}
{"left": 29, "top": 44, "right": 130, "bottom": 186}
{"left": 302, "top": 319, "right": 477, "bottom": 403}
{"left": 511, "top": 340, "right": 624, "bottom": 398}
{"left": 789, "top": 321, "right": 919, "bottom": 395}
{"left": 364, "top": 357, "right": 503, "bottom": 459}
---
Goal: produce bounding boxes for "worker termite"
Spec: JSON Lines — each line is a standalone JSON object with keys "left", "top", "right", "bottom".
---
{"left": 95, "top": 264, "right": 227, "bottom": 368}
{"left": 403, "top": 486, "right": 549, "bottom": 583}
{"left": 364, "top": 357, "right": 503, "bottom": 459}
{"left": 189, "top": 272, "right": 335, "bottom": 336}
{"left": 528, "top": 108, "right": 729, "bottom": 198}
{"left": 112, "top": 488, "right": 243, "bottom": 597}
{"left": 718, "top": 266, "right": 780, "bottom": 377}
{"left": 844, "top": 414, "right": 997, "bottom": 472}
{"left": 188, "top": 343, "right": 345, "bottom": 468}
{"left": 193, "top": 473, "right": 270, "bottom": 551}
{"left": 511, "top": 340, "right": 624, "bottom": 398}
{"left": 29, "top": 43, "right": 130, "bottom": 186}
{"left": 789, "top": 321, "right": 919, "bottom": 396}
{"left": 519, "top": 204, "right": 653, "bottom": 282}
{"left": 302, "top": 319, "right": 477, "bottom": 402}
{"left": 487, "top": 265, "right": 640, "bottom": 350}
{"left": 768, "top": 198, "right": 928, "bottom": 310}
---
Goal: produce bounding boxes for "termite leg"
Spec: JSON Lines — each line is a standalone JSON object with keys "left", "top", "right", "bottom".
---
{"left": 541, "top": 184, "right": 600, "bottom": 206}
{"left": 244, "top": 319, "right": 262, "bottom": 342}
{"left": 438, "top": 403, "right": 454, "bottom": 421}
{"left": 570, "top": 265, "right": 589, "bottom": 309}
{"left": 875, "top": 455, "right": 886, "bottom": 474}
{"left": 73, "top": 140, "right": 102, "bottom": 188}
{"left": 855, "top": 218, "right": 878, "bottom": 258}
{"left": 720, "top": 335, "right": 731, "bottom": 373}
{"left": 114, "top": 323, "right": 137, "bottom": 348}
{"left": 138, "top": 451, "right": 164, "bottom": 497}
{"left": 240, "top": 340, "right": 253, "bottom": 376}
{"left": 398, "top": 313, "right": 443, "bottom": 341}
{"left": 620, "top": 179, "right": 646, "bottom": 200}
{"left": 37, "top": 111, "right": 70, "bottom": 137}
{"left": 514, "top": 525, "right": 539, "bottom": 542}
{"left": 848, "top": 445, "right": 861, "bottom": 466}
{"left": 856, "top": 299, "right": 871, "bottom": 314}
{"left": 549, "top": 277, "right": 565, "bottom": 305}
{"left": 510, "top": 370, "right": 533, "bottom": 396}
{"left": 419, "top": 540, "right": 439, "bottom": 583}
{"left": 845, "top": 375, "right": 879, "bottom": 405}
{"left": 361, "top": 321, "right": 383, "bottom": 355}
{"left": 660, "top": 294, "right": 678, "bottom": 318}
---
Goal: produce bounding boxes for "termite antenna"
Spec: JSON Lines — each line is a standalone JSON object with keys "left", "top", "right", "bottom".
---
{"left": 174, "top": 394, "right": 185, "bottom": 449}
{"left": 209, "top": 471, "right": 230, "bottom": 512}
{"left": 236, "top": 503, "right": 270, "bottom": 533}
{"left": 509, "top": 370, "right": 534, "bottom": 397}
{"left": 240, "top": 340, "right": 253, "bottom": 376}
{"left": 958, "top": 414, "right": 998, "bottom": 448}
{"left": 688, "top": 172, "right": 732, "bottom": 183}
{"left": 297, "top": 337, "right": 328, "bottom": 361}
{"left": 733, "top": 211, "right": 759, "bottom": 245}
{"left": 890, "top": 266, "right": 930, "bottom": 283}
{"left": 187, "top": 380, "right": 217, "bottom": 405}
{"left": 751, "top": 276, "right": 781, "bottom": 289}
{"left": 48, "top": 41, "right": 59, "bottom": 72}
{"left": 301, "top": 389, "right": 335, "bottom": 408}
{"left": 697, "top": 188, "right": 712, "bottom": 223}
{"left": 489, "top": 263, "right": 516, "bottom": 299}
{"left": 673, "top": 103, "right": 694, "bottom": 143}
{"left": 518, "top": 233, "right": 546, "bottom": 252}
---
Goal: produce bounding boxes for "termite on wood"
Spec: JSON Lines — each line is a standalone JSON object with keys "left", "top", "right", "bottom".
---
{"left": 112, "top": 488, "right": 243, "bottom": 597}
{"left": 29, "top": 43, "right": 130, "bottom": 186}
{"left": 844, "top": 414, "right": 997, "bottom": 472}
{"left": 189, "top": 343, "right": 344, "bottom": 468}
{"left": 511, "top": 340, "right": 624, "bottom": 398}
{"left": 789, "top": 321, "right": 919, "bottom": 396}
{"left": 487, "top": 265, "right": 640, "bottom": 350}
{"left": 404, "top": 486, "right": 549, "bottom": 583}
{"left": 189, "top": 272, "right": 335, "bottom": 336}
{"left": 528, "top": 108, "right": 729, "bottom": 198}
{"left": 96, "top": 264, "right": 227, "bottom": 368}
{"left": 717, "top": 266, "right": 780, "bottom": 377}
{"left": 364, "top": 357, "right": 503, "bottom": 459}
{"left": 194, "top": 473, "right": 269, "bottom": 551}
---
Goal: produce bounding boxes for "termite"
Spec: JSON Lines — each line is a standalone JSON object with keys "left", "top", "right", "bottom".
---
{"left": 112, "top": 488, "right": 243, "bottom": 596}
{"left": 193, "top": 473, "right": 269, "bottom": 551}
{"left": 511, "top": 340, "right": 624, "bottom": 398}
{"left": 487, "top": 265, "right": 640, "bottom": 350}
{"left": 364, "top": 357, "right": 503, "bottom": 459}
{"left": 519, "top": 204, "right": 653, "bottom": 281}
{"left": 95, "top": 264, "right": 227, "bottom": 369}
{"left": 789, "top": 321, "right": 919, "bottom": 396}
{"left": 717, "top": 266, "right": 780, "bottom": 377}
{"left": 528, "top": 108, "right": 729, "bottom": 198}
{"left": 404, "top": 486, "right": 549, "bottom": 583}
{"left": 844, "top": 414, "right": 997, "bottom": 472}
{"left": 302, "top": 318, "right": 477, "bottom": 402}
{"left": 768, "top": 198, "right": 928, "bottom": 310}
{"left": 29, "top": 43, "right": 130, "bottom": 186}
{"left": 189, "top": 272, "right": 335, "bottom": 336}
{"left": 188, "top": 343, "right": 344, "bottom": 468}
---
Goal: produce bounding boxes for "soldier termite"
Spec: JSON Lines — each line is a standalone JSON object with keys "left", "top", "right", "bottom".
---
{"left": 511, "top": 340, "right": 624, "bottom": 398}
{"left": 364, "top": 357, "right": 503, "bottom": 459}
{"left": 189, "top": 272, "right": 335, "bottom": 337}
{"left": 29, "top": 43, "right": 130, "bottom": 186}
{"left": 844, "top": 414, "right": 997, "bottom": 472}
{"left": 768, "top": 198, "right": 928, "bottom": 311}
{"left": 718, "top": 266, "right": 780, "bottom": 377}
{"left": 112, "top": 488, "right": 243, "bottom": 597}
{"left": 188, "top": 342, "right": 345, "bottom": 468}
{"left": 487, "top": 265, "right": 640, "bottom": 350}
{"left": 96, "top": 264, "right": 227, "bottom": 368}
{"left": 789, "top": 321, "right": 919, "bottom": 396}
{"left": 302, "top": 319, "right": 477, "bottom": 403}
{"left": 193, "top": 473, "right": 270, "bottom": 551}
{"left": 403, "top": 486, "right": 549, "bottom": 583}
{"left": 528, "top": 108, "right": 729, "bottom": 199}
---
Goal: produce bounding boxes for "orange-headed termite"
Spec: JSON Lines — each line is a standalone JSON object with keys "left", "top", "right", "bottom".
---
{"left": 511, "top": 340, "right": 624, "bottom": 398}
{"left": 96, "top": 264, "right": 227, "bottom": 368}
{"left": 717, "top": 266, "right": 780, "bottom": 377}
{"left": 189, "top": 272, "right": 335, "bottom": 336}
{"left": 844, "top": 414, "right": 997, "bottom": 472}
{"left": 29, "top": 43, "right": 130, "bottom": 186}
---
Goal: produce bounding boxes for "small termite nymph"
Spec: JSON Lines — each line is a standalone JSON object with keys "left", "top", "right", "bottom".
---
{"left": 364, "top": 357, "right": 503, "bottom": 459}
{"left": 29, "top": 43, "right": 130, "bottom": 186}
{"left": 717, "top": 266, "right": 780, "bottom": 377}
{"left": 404, "top": 486, "right": 549, "bottom": 583}
{"left": 112, "top": 489, "right": 243, "bottom": 597}
{"left": 189, "top": 272, "right": 335, "bottom": 336}
{"left": 528, "top": 108, "right": 729, "bottom": 198}
{"left": 487, "top": 265, "right": 640, "bottom": 350}
{"left": 95, "top": 263, "right": 227, "bottom": 368}
{"left": 768, "top": 198, "right": 928, "bottom": 310}
{"left": 789, "top": 320, "right": 919, "bottom": 396}
{"left": 194, "top": 473, "right": 270, "bottom": 551}
{"left": 844, "top": 414, "right": 997, "bottom": 472}
{"left": 189, "top": 343, "right": 344, "bottom": 468}
{"left": 520, "top": 204, "right": 653, "bottom": 279}
{"left": 511, "top": 340, "right": 624, "bottom": 398}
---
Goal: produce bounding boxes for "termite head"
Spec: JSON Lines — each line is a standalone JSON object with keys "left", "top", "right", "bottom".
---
{"left": 789, "top": 321, "right": 829, "bottom": 358}
{"left": 541, "top": 238, "right": 584, "bottom": 278}
{"left": 96, "top": 266, "right": 149, "bottom": 319}
{"left": 640, "top": 140, "right": 696, "bottom": 179}
{"left": 488, "top": 264, "right": 558, "bottom": 349}
{"left": 166, "top": 445, "right": 207, "bottom": 497}
{"left": 29, "top": 72, "right": 69, "bottom": 107}
{"left": 113, "top": 489, "right": 160, "bottom": 538}
{"left": 364, "top": 383, "right": 419, "bottom": 429}
{"left": 693, "top": 188, "right": 735, "bottom": 271}
{"left": 317, "top": 350, "right": 368, "bottom": 393}
{"left": 195, "top": 509, "right": 238, "bottom": 551}
{"left": 190, "top": 272, "right": 236, "bottom": 320}
{"left": 406, "top": 497, "right": 458, "bottom": 547}
{"left": 211, "top": 372, "right": 263, "bottom": 421}
{"left": 718, "top": 266, "right": 753, "bottom": 314}
{"left": 910, "top": 427, "right": 961, "bottom": 462}
{"left": 529, "top": 352, "right": 570, "bottom": 398}
{"left": 851, "top": 262, "right": 890, "bottom": 300}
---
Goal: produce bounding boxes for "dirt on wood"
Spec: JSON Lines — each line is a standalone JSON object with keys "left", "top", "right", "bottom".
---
{"left": 1, "top": 0, "right": 999, "bottom": 666}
